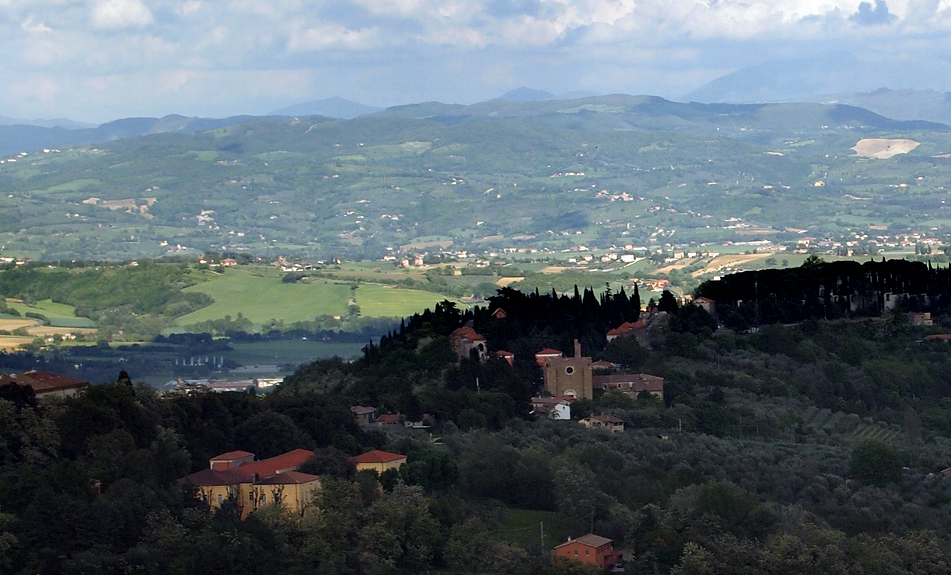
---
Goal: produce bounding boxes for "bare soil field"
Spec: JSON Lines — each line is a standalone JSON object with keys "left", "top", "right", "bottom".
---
{"left": 691, "top": 253, "right": 769, "bottom": 277}
{"left": 852, "top": 138, "right": 920, "bottom": 159}
{"left": 0, "top": 318, "right": 38, "bottom": 332}
{"left": 495, "top": 277, "right": 523, "bottom": 286}
{"left": 0, "top": 336, "right": 33, "bottom": 351}
{"left": 655, "top": 258, "right": 699, "bottom": 275}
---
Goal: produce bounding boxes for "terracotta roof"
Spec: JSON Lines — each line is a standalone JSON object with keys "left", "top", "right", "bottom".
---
{"left": 236, "top": 449, "right": 313, "bottom": 479}
{"left": 255, "top": 471, "right": 321, "bottom": 485}
{"left": 593, "top": 373, "right": 664, "bottom": 392}
{"left": 351, "top": 449, "right": 406, "bottom": 464}
{"left": 375, "top": 413, "right": 404, "bottom": 424}
{"left": 181, "top": 448, "right": 314, "bottom": 486}
{"left": 350, "top": 406, "right": 376, "bottom": 415}
{"left": 451, "top": 326, "right": 485, "bottom": 341}
{"left": 10, "top": 370, "right": 90, "bottom": 394}
{"left": 554, "top": 534, "right": 613, "bottom": 549}
{"left": 210, "top": 450, "right": 254, "bottom": 461}
{"left": 593, "top": 414, "right": 624, "bottom": 424}
{"left": 495, "top": 350, "right": 514, "bottom": 357}
{"left": 536, "top": 348, "right": 563, "bottom": 356}
{"left": 180, "top": 468, "right": 245, "bottom": 487}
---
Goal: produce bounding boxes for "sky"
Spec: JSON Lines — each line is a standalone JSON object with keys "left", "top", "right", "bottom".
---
{"left": 4, "top": 0, "right": 951, "bottom": 123}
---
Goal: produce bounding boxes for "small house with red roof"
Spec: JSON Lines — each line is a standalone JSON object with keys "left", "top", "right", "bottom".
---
{"left": 606, "top": 320, "right": 646, "bottom": 342}
{"left": 450, "top": 326, "right": 488, "bottom": 361}
{"left": 495, "top": 350, "right": 515, "bottom": 366}
{"left": 351, "top": 450, "right": 407, "bottom": 474}
{"left": 535, "top": 348, "right": 564, "bottom": 366}
{"left": 554, "top": 534, "right": 622, "bottom": 569}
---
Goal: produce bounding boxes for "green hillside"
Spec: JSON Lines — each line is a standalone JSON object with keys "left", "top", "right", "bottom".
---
{"left": 0, "top": 96, "right": 950, "bottom": 261}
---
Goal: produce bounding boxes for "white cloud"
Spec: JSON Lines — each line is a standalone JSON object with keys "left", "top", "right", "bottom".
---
{"left": 90, "top": 0, "right": 153, "bottom": 29}
{"left": 21, "top": 15, "right": 52, "bottom": 32}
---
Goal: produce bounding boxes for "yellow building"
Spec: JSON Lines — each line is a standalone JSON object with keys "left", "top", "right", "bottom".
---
{"left": 352, "top": 449, "right": 407, "bottom": 474}
{"left": 181, "top": 449, "right": 320, "bottom": 519}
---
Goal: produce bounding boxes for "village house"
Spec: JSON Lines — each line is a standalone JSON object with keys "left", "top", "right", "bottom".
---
{"left": 593, "top": 373, "right": 665, "bottom": 401}
{"left": 579, "top": 414, "right": 625, "bottom": 433}
{"left": 535, "top": 348, "right": 564, "bottom": 366}
{"left": 351, "top": 449, "right": 407, "bottom": 474}
{"left": 350, "top": 405, "right": 376, "bottom": 425}
{"left": 0, "top": 370, "right": 90, "bottom": 400}
{"left": 180, "top": 448, "right": 320, "bottom": 519}
{"left": 553, "top": 534, "right": 622, "bottom": 569}
{"left": 450, "top": 325, "right": 488, "bottom": 361}
{"left": 530, "top": 396, "right": 571, "bottom": 420}
{"left": 374, "top": 413, "right": 405, "bottom": 425}
{"left": 495, "top": 349, "right": 515, "bottom": 366}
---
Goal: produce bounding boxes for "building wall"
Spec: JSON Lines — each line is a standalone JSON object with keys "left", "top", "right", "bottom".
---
{"left": 554, "top": 542, "right": 616, "bottom": 568}
{"left": 543, "top": 357, "right": 593, "bottom": 400}
{"left": 355, "top": 458, "right": 406, "bottom": 474}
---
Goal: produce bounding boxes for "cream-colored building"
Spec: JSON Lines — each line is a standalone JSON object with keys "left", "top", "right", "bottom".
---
{"left": 181, "top": 448, "right": 320, "bottom": 519}
{"left": 352, "top": 449, "right": 407, "bottom": 474}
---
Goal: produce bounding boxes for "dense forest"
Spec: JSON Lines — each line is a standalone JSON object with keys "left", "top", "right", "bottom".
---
{"left": 7, "top": 265, "right": 951, "bottom": 574}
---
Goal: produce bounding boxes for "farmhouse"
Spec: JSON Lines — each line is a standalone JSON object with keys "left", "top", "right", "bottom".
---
{"left": 579, "top": 414, "right": 625, "bottom": 433}
{"left": 553, "top": 534, "right": 622, "bottom": 569}
{"left": 593, "top": 373, "right": 665, "bottom": 402}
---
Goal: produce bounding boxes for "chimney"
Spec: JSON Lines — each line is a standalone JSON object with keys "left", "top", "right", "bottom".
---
{"left": 574, "top": 339, "right": 582, "bottom": 358}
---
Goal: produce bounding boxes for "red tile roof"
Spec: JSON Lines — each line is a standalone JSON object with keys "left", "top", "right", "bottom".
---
{"left": 9, "top": 370, "right": 90, "bottom": 394}
{"left": 181, "top": 448, "right": 314, "bottom": 486}
{"left": 255, "top": 471, "right": 321, "bottom": 485}
{"left": 351, "top": 449, "right": 406, "bottom": 464}
{"left": 211, "top": 450, "right": 255, "bottom": 461}
{"left": 554, "top": 534, "right": 613, "bottom": 549}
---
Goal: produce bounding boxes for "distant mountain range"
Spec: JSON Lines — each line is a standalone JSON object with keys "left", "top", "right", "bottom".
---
{"left": 269, "top": 97, "right": 383, "bottom": 119}
{"left": 2, "top": 87, "right": 949, "bottom": 157}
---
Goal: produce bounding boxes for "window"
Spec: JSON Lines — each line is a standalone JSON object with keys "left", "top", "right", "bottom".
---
{"left": 585, "top": 550, "right": 589, "bottom": 556}
{"left": 565, "top": 366, "right": 574, "bottom": 375}
{"left": 249, "top": 492, "right": 254, "bottom": 501}
{"left": 574, "top": 551, "right": 578, "bottom": 556}
{"left": 217, "top": 494, "right": 223, "bottom": 505}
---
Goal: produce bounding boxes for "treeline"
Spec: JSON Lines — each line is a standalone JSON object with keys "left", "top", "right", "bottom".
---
{"left": 696, "top": 257, "right": 951, "bottom": 328}
{"left": 0, "top": 261, "right": 212, "bottom": 340}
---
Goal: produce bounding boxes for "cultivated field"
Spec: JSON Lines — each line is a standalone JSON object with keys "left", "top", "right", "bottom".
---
{"left": 691, "top": 253, "right": 770, "bottom": 277}
{"left": 851, "top": 138, "right": 920, "bottom": 159}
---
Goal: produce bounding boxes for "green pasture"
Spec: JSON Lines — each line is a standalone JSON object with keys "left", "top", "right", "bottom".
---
{"left": 178, "top": 269, "right": 352, "bottom": 325}
{"left": 354, "top": 284, "right": 461, "bottom": 318}
{"left": 5, "top": 299, "right": 94, "bottom": 326}
{"left": 177, "top": 268, "right": 458, "bottom": 326}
